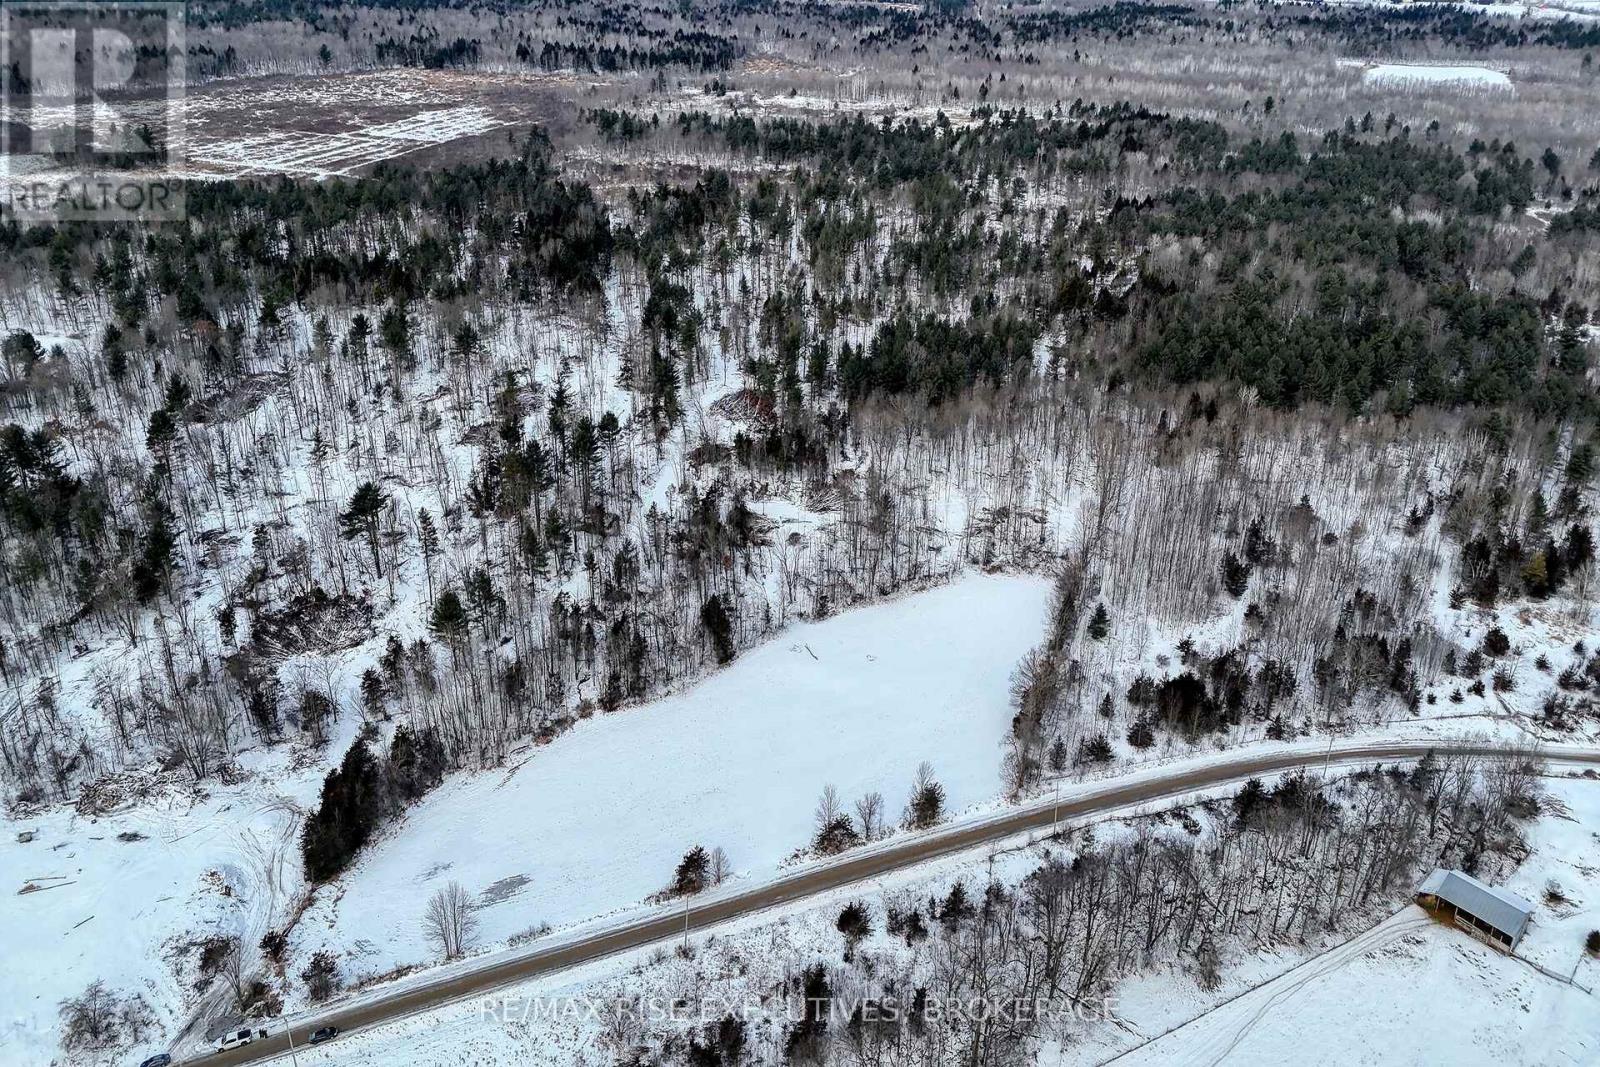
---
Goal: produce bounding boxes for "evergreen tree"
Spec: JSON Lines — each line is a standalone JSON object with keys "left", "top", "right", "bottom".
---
{"left": 1221, "top": 551, "right": 1251, "bottom": 597}
{"left": 906, "top": 763, "right": 945, "bottom": 828}
{"left": 340, "top": 482, "right": 388, "bottom": 578}
{"left": 672, "top": 845, "right": 710, "bottom": 895}
{"left": 417, "top": 508, "right": 440, "bottom": 595}
{"left": 1127, "top": 717, "right": 1155, "bottom": 749}
{"left": 300, "top": 739, "right": 384, "bottom": 883}
{"left": 429, "top": 589, "right": 470, "bottom": 646}
{"left": 1566, "top": 524, "right": 1595, "bottom": 571}
{"left": 1087, "top": 603, "right": 1110, "bottom": 639}
{"left": 131, "top": 501, "right": 175, "bottom": 602}
{"left": 700, "top": 593, "right": 735, "bottom": 664}
{"left": 388, "top": 724, "right": 447, "bottom": 802}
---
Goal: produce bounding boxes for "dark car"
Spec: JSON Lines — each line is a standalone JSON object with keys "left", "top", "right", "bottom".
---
{"left": 139, "top": 1056, "right": 172, "bottom": 1067}
{"left": 308, "top": 1026, "right": 340, "bottom": 1044}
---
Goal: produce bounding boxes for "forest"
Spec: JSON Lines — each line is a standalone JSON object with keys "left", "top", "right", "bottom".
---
{"left": 3, "top": 0, "right": 1600, "bottom": 1061}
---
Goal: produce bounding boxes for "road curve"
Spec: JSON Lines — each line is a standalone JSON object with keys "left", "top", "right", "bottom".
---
{"left": 189, "top": 739, "right": 1600, "bottom": 1066}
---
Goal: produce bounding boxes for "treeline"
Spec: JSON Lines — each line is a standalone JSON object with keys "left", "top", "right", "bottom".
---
{"left": 1286, "top": 4, "right": 1600, "bottom": 52}
{"left": 663, "top": 101, "right": 1231, "bottom": 187}
{"left": 516, "top": 32, "right": 736, "bottom": 73}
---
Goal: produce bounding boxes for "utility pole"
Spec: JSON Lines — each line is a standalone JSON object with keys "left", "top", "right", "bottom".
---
{"left": 283, "top": 1018, "right": 300, "bottom": 1067}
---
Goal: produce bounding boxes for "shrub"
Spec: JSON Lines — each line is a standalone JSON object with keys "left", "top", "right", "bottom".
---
{"left": 836, "top": 901, "right": 872, "bottom": 958}
{"left": 1076, "top": 734, "right": 1114, "bottom": 765}
{"left": 260, "top": 929, "right": 287, "bottom": 964}
{"left": 813, "top": 815, "right": 861, "bottom": 855}
{"left": 300, "top": 950, "right": 340, "bottom": 1002}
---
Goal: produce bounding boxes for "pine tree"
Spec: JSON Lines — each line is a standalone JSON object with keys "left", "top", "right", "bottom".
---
{"left": 1566, "top": 524, "right": 1595, "bottom": 571}
{"left": 340, "top": 482, "right": 388, "bottom": 578}
{"left": 906, "top": 763, "right": 945, "bottom": 829}
{"left": 1127, "top": 717, "right": 1155, "bottom": 749}
{"left": 360, "top": 669, "right": 386, "bottom": 718}
{"left": 672, "top": 846, "right": 710, "bottom": 895}
{"left": 1244, "top": 516, "right": 1275, "bottom": 565}
{"left": 429, "top": 589, "right": 470, "bottom": 647}
{"left": 1087, "top": 603, "right": 1110, "bottom": 639}
{"left": 131, "top": 501, "right": 175, "bottom": 602}
{"left": 700, "top": 593, "right": 735, "bottom": 664}
{"left": 300, "top": 739, "right": 383, "bottom": 882}
{"left": 1221, "top": 550, "right": 1251, "bottom": 598}
{"left": 417, "top": 508, "right": 440, "bottom": 596}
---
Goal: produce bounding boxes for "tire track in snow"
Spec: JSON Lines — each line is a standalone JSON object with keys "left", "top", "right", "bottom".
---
{"left": 1110, "top": 907, "right": 1434, "bottom": 1067}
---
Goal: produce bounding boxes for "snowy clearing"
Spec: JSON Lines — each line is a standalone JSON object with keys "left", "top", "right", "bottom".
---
{"left": 299, "top": 573, "right": 1053, "bottom": 982}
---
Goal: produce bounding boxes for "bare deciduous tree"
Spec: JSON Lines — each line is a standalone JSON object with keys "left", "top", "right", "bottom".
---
{"left": 855, "top": 791, "right": 884, "bottom": 842}
{"left": 815, "top": 784, "right": 843, "bottom": 836}
{"left": 423, "top": 881, "right": 479, "bottom": 960}
{"left": 220, "top": 936, "right": 250, "bottom": 1011}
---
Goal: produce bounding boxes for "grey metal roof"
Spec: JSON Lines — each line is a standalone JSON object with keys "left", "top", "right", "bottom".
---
{"left": 1417, "top": 868, "right": 1534, "bottom": 938}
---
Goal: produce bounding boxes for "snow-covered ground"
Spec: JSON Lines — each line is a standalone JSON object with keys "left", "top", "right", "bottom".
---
{"left": 1, "top": 572, "right": 1049, "bottom": 1065}
{"left": 182, "top": 771, "right": 1600, "bottom": 1067}
{"left": 1099, "top": 772, "right": 1600, "bottom": 1066}
{"left": 299, "top": 572, "right": 1052, "bottom": 980}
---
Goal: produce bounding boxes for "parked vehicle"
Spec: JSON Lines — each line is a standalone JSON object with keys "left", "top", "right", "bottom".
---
{"left": 308, "top": 1026, "right": 340, "bottom": 1044}
{"left": 215, "top": 1028, "right": 254, "bottom": 1053}
{"left": 139, "top": 1056, "right": 172, "bottom": 1067}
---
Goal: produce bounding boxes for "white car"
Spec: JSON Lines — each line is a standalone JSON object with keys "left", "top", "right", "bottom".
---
{"left": 215, "top": 1028, "right": 255, "bottom": 1053}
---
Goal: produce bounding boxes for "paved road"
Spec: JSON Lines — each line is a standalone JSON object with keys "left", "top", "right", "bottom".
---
{"left": 188, "top": 739, "right": 1600, "bottom": 1065}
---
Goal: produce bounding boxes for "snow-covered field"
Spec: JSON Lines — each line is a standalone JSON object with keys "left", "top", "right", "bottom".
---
{"left": 299, "top": 573, "right": 1052, "bottom": 979}
{"left": 1361, "top": 63, "right": 1514, "bottom": 92}
{"left": 186, "top": 105, "right": 510, "bottom": 179}
{"left": 1, "top": 756, "right": 333, "bottom": 1064}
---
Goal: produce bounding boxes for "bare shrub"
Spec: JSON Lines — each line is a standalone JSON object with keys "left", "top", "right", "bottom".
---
{"left": 59, "top": 980, "right": 153, "bottom": 1053}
